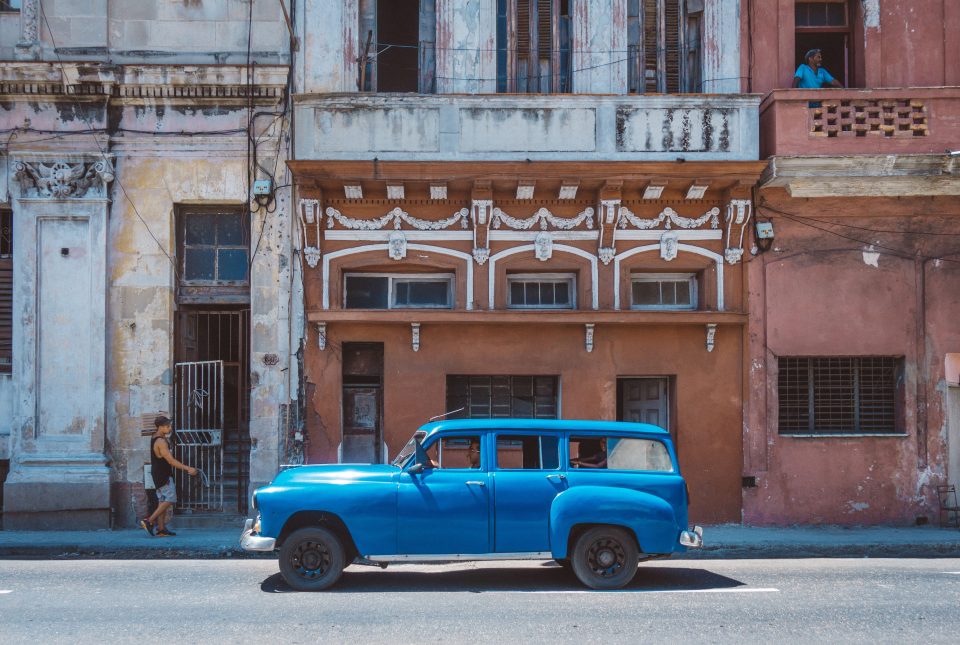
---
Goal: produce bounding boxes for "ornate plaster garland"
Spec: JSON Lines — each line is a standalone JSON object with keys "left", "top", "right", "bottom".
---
{"left": 491, "top": 206, "right": 595, "bottom": 231}
{"left": 325, "top": 206, "right": 469, "bottom": 231}
{"left": 618, "top": 206, "right": 720, "bottom": 230}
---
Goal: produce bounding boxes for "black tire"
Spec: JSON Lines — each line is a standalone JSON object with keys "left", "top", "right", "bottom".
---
{"left": 570, "top": 526, "right": 639, "bottom": 590}
{"left": 278, "top": 526, "right": 346, "bottom": 591}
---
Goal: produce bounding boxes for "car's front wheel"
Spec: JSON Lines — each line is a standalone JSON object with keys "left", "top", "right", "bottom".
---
{"left": 279, "top": 526, "right": 346, "bottom": 591}
{"left": 570, "top": 526, "right": 639, "bottom": 590}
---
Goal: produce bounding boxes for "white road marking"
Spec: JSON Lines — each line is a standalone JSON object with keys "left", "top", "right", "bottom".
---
{"left": 0, "top": 590, "right": 12, "bottom": 594}
{"left": 495, "top": 587, "right": 779, "bottom": 594}
{"left": 944, "top": 572, "right": 960, "bottom": 575}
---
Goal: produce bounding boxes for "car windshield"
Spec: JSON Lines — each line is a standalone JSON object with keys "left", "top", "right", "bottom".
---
{"left": 391, "top": 430, "right": 426, "bottom": 467}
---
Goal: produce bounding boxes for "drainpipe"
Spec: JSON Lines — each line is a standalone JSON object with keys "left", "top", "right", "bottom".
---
{"left": 915, "top": 257, "right": 928, "bottom": 469}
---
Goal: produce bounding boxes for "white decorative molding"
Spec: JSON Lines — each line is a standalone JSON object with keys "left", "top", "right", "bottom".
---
{"left": 615, "top": 230, "right": 722, "bottom": 241}
{"left": 16, "top": 0, "right": 40, "bottom": 58}
{"left": 387, "top": 184, "right": 405, "bottom": 200}
{"left": 489, "top": 231, "right": 599, "bottom": 242}
{"left": 598, "top": 247, "right": 616, "bottom": 265}
{"left": 613, "top": 244, "right": 725, "bottom": 311}
{"left": 488, "top": 244, "right": 599, "bottom": 310}
{"left": 585, "top": 323, "right": 595, "bottom": 353}
{"left": 534, "top": 232, "right": 553, "bottom": 261}
{"left": 559, "top": 182, "right": 579, "bottom": 199}
{"left": 411, "top": 323, "right": 421, "bottom": 352}
{"left": 326, "top": 206, "right": 469, "bottom": 231}
{"left": 724, "top": 199, "right": 753, "bottom": 265}
{"left": 388, "top": 231, "right": 407, "bottom": 260}
{"left": 471, "top": 199, "right": 493, "bottom": 226}
{"left": 600, "top": 200, "right": 620, "bottom": 225}
{"left": 660, "top": 231, "right": 680, "bottom": 261}
{"left": 300, "top": 199, "right": 319, "bottom": 224}
{"left": 706, "top": 323, "right": 717, "bottom": 352}
{"left": 14, "top": 159, "right": 114, "bottom": 199}
{"left": 430, "top": 183, "right": 448, "bottom": 200}
{"left": 323, "top": 244, "right": 474, "bottom": 310}
{"left": 491, "top": 206, "right": 594, "bottom": 231}
{"left": 325, "top": 230, "right": 473, "bottom": 241}
{"left": 643, "top": 184, "right": 666, "bottom": 200}
{"left": 315, "top": 323, "right": 327, "bottom": 350}
{"left": 344, "top": 185, "right": 363, "bottom": 199}
{"left": 304, "top": 247, "right": 321, "bottom": 268}
{"left": 686, "top": 184, "right": 709, "bottom": 200}
{"left": 472, "top": 247, "right": 490, "bottom": 265}
{"left": 618, "top": 206, "right": 720, "bottom": 231}
{"left": 516, "top": 182, "right": 536, "bottom": 200}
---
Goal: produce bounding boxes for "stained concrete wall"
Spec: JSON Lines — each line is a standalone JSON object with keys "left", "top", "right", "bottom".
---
{"left": 749, "top": 0, "right": 960, "bottom": 93}
{"left": 745, "top": 190, "right": 960, "bottom": 525}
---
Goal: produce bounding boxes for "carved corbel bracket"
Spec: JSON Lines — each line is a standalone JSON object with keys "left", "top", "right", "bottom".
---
{"left": 585, "top": 323, "right": 595, "bottom": 353}
{"left": 315, "top": 322, "right": 327, "bottom": 351}
{"left": 705, "top": 323, "right": 717, "bottom": 353}
{"left": 299, "top": 198, "right": 322, "bottom": 268}
{"left": 411, "top": 323, "right": 421, "bottom": 352}
{"left": 471, "top": 192, "right": 493, "bottom": 265}
{"left": 724, "top": 199, "right": 753, "bottom": 265}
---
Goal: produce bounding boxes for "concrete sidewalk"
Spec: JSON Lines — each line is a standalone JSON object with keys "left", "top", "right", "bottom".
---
{"left": 1, "top": 524, "right": 960, "bottom": 560}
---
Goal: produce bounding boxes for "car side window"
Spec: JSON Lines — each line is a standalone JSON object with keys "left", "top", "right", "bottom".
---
{"left": 569, "top": 436, "right": 673, "bottom": 472}
{"left": 426, "top": 436, "right": 482, "bottom": 469}
{"left": 495, "top": 434, "right": 560, "bottom": 470}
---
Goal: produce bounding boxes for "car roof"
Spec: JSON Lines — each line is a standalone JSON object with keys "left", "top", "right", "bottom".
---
{"left": 418, "top": 418, "right": 670, "bottom": 440}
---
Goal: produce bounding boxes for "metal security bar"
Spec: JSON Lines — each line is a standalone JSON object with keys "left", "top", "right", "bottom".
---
{"left": 173, "top": 360, "right": 224, "bottom": 512}
{"left": 778, "top": 357, "right": 899, "bottom": 435}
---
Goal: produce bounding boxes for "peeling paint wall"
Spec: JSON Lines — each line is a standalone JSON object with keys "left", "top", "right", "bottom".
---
{"left": 745, "top": 190, "right": 960, "bottom": 525}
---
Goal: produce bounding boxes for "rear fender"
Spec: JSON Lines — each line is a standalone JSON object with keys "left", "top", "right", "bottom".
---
{"left": 549, "top": 486, "right": 679, "bottom": 559}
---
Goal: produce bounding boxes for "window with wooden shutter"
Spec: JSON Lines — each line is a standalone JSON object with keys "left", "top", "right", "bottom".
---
{"left": 497, "top": 0, "right": 571, "bottom": 93}
{"left": 0, "top": 208, "right": 11, "bottom": 374}
{"left": 629, "top": 0, "right": 698, "bottom": 93}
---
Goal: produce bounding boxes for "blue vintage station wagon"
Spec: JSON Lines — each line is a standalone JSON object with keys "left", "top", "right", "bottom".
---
{"left": 240, "top": 419, "right": 702, "bottom": 590}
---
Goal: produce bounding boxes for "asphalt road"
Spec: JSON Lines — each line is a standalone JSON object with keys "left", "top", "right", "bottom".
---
{"left": 1, "top": 558, "right": 959, "bottom": 644}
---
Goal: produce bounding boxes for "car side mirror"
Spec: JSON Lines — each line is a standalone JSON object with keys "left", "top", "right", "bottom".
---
{"left": 407, "top": 463, "right": 424, "bottom": 475}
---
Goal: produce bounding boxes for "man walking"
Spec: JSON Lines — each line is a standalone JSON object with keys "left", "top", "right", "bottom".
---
{"left": 140, "top": 416, "right": 197, "bottom": 537}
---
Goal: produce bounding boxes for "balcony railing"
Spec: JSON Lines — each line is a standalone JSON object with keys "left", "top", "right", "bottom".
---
{"left": 294, "top": 93, "right": 760, "bottom": 162}
{"left": 760, "top": 88, "right": 960, "bottom": 158}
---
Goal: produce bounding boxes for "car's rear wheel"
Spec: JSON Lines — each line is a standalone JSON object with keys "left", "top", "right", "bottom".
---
{"left": 570, "top": 526, "right": 639, "bottom": 590}
{"left": 279, "top": 526, "right": 346, "bottom": 591}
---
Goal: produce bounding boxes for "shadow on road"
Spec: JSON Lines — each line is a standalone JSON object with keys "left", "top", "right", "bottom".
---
{"left": 259, "top": 563, "right": 744, "bottom": 594}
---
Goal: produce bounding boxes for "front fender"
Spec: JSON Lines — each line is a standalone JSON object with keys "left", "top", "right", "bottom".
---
{"left": 549, "top": 486, "right": 680, "bottom": 559}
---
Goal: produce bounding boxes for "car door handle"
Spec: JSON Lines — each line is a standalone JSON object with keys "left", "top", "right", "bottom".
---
{"left": 546, "top": 474, "right": 566, "bottom": 481}
{"left": 465, "top": 480, "right": 486, "bottom": 487}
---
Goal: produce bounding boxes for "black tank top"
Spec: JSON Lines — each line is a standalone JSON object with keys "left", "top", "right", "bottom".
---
{"left": 151, "top": 436, "right": 173, "bottom": 488}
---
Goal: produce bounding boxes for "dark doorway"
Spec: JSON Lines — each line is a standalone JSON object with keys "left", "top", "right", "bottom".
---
{"left": 377, "top": 0, "right": 420, "bottom": 92}
{"left": 795, "top": 1, "right": 852, "bottom": 87}
{"left": 342, "top": 343, "right": 384, "bottom": 463}
{"left": 174, "top": 308, "right": 250, "bottom": 514}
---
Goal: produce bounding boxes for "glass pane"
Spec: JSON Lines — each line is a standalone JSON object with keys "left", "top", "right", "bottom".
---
{"left": 217, "top": 213, "right": 245, "bottom": 245}
{"left": 184, "top": 248, "right": 215, "bottom": 281}
{"left": 827, "top": 3, "right": 845, "bottom": 26}
{"left": 394, "top": 282, "right": 410, "bottom": 306}
{"left": 554, "top": 281, "right": 570, "bottom": 306}
{"left": 345, "top": 276, "right": 389, "bottom": 308}
{"left": 185, "top": 214, "right": 216, "bottom": 245}
{"left": 217, "top": 249, "right": 248, "bottom": 281}
{"left": 399, "top": 280, "right": 450, "bottom": 307}
{"left": 606, "top": 438, "right": 674, "bottom": 472}
{"left": 540, "top": 435, "right": 560, "bottom": 470}
{"left": 675, "top": 280, "right": 691, "bottom": 305}
{"left": 525, "top": 282, "right": 539, "bottom": 306}
{"left": 661, "top": 282, "right": 677, "bottom": 305}
{"left": 541, "top": 283, "right": 555, "bottom": 306}
{"left": 510, "top": 281, "right": 525, "bottom": 306}
{"left": 632, "top": 280, "right": 660, "bottom": 305}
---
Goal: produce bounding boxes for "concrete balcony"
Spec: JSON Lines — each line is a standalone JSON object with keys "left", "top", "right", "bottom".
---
{"left": 760, "top": 88, "right": 960, "bottom": 158}
{"left": 294, "top": 93, "right": 760, "bottom": 162}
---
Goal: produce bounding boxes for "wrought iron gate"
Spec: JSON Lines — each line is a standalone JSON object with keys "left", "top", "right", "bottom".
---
{"left": 173, "top": 360, "right": 224, "bottom": 512}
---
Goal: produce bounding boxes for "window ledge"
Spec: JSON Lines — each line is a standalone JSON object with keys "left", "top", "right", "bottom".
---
{"left": 780, "top": 433, "right": 909, "bottom": 439}
{"left": 307, "top": 309, "right": 747, "bottom": 325}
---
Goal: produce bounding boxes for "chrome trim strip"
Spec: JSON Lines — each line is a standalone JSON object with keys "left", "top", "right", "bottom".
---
{"left": 365, "top": 552, "right": 554, "bottom": 563}
{"left": 239, "top": 518, "right": 277, "bottom": 552}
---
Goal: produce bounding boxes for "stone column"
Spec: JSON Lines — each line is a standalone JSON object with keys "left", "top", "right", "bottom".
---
{"left": 3, "top": 155, "right": 114, "bottom": 529}
{"left": 15, "top": 0, "right": 40, "bottom": 60}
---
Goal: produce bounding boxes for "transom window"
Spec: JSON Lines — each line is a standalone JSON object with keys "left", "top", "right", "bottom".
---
{"left": 178, "top": 208, "right": 249, "bottom": 284}
{"left": 344, "top": 273, "right": 453, "bottom": 309}
{"left": 446, "top": 375, "right": 559, "bottom": 419}
{"left": 507, "top": 273, "right": 575, "bottom": 309}
{"left": 631, "top": 273, "right": 697, "bottom": 310}
{"left": 778, "top": 356, "right": 902, "bottom": 435}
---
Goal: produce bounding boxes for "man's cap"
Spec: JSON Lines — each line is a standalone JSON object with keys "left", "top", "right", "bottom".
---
{"left": 804, "top": 49, "right": 821, "bottom": 62}
{"left": 154, "top": 415, "right": 172, "bottom": 428}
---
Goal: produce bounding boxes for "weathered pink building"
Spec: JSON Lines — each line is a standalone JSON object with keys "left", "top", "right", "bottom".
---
{"left": 746, "top": 0, "right": 960, "bottom": 524}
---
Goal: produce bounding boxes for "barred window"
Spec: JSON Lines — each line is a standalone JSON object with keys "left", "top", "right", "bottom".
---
{"left": 778, "top": 357, "right": 902, "bottom": 435}
{"left": 446, "top": 375, "right": 558, "bottom": 419}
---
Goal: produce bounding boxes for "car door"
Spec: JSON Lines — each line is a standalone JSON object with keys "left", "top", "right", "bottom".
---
{"left": 396, "top": 433, "right": 490, "bottom": 554}
{"left": 492, "top": 432, "right": 566, "bottom": 553}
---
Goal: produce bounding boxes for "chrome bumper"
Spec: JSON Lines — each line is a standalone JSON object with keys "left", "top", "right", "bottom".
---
{"left": 679, "top": 525, "right": 704, "bottom": 548}
{"left": 240, "top": 517, "right": 276, "bottom": 552}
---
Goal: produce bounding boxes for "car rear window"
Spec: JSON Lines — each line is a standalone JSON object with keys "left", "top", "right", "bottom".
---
{"left": 569, "top": 436, "right": 673, "bottom": 472}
